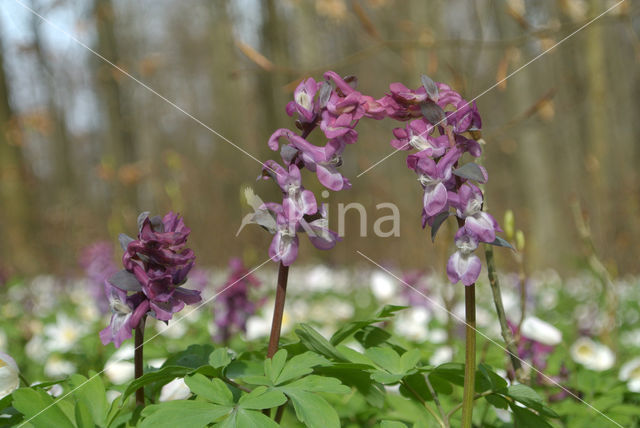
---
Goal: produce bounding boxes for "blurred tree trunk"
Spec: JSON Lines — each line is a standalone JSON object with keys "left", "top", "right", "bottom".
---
{"left": 0, "top": 37, "right": 39, "bottom": 274}
{"left": 583, "top": 0, "right": 608, "bottom": 246}
{"left": 93, "top": 0, "right": 137, "bottom": 214}
{"left": 258, "top": 0, "right": 289, "bottom": 131}
{"left": 31, "top": 8, "right": 75, "bottom": 195}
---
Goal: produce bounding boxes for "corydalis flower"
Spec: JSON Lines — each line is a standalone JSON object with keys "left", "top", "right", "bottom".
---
{"left": 447, "top": 229, "right": 482, "bottom": 286}
{"left": 213, "top": 258, "right": 262, "bottom": 342}
{"left": 101, "top": 212, "right": 201, "bottom": 348}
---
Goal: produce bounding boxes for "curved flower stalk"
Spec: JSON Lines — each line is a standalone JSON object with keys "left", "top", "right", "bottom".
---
{"left": 381, "top": 75, "right": 505, "bottom": 428}
{"left": 100, "top": 212, "right": 201, "bottom": 406}
{"left": 248, "top": 71, "right": 387, "bottom": 371}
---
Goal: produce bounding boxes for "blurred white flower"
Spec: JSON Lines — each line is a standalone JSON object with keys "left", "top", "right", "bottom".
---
{"left": 106, "top": 390, "right": 121, "bottom": 403}
{"left": 47, "top": 384, "right": 63, "bottom": 397}
{"left": 44, "top": 355, "right": 76, "bottom": 378}
{"left": 0, "top": 352, "right": 19, "bottom": 399}
{"left": 159, "top": 377, "right": 191, "bottom": 402}
{"left": 25, "top": 335, "right": 48, "bottom": 361}
{"left": 245, "top": 303, "right": 293, "bottom": 341}
{"left": 104, "top": 345, "right": 135, "bottom": 385}
{"left": 44, "top": 314, "right": 88, "bottom": 353}
{"left": 494, "top": 408, "right": 512, "bottom": 423}
{"left": 429, "top": 346, "right": 453, "bottom": 366}
{"left": 155, "top": 320, "right": 187, "bottom": 339}
{"left": 620, "top": 329, "right": 640, "bottom": 348}
{"left": 104, "top": 361, "right": 134, "bottom": 385}
{"left": 306, "top": 265, "right": 334, "bottom": 292}
{"left": 148, "top": 358, "right": 166, "bottom": 369}
{"left": 394, "top": 307, "right": 430, "bottom": 342}
{"left": 370, "top": 271, "right": 397, "bottom": 302}
{"left": 520, "top": 316, "right": 562, "bottom": 346}
{"left": 309, "top": 298, "right": 353, "bottom": 323}
{"left": 619, "top": 358, "right": 640, "bottom": 392}
{"left": 427, "top": 328, "right": 447, "bottom": 344}
{"left": 570, "top": 337, "right": 615, "bottom": 371}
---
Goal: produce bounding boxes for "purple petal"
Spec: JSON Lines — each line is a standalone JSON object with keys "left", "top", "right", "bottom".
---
{"left": 423, "top": 183, "right": 448, "bottom": 216}
{"left": 316, "top": 165, "right": 345, "bottom": 191}
{"left": 465, "top": 212, "right": 497, "bottom": 243}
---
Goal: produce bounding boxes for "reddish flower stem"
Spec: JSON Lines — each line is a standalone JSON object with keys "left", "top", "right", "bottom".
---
{"left": 267, "top": 262, "right": 290, "bottom": 358}
{"left": 134, "top": 316, "right": 146, "bottom": 407}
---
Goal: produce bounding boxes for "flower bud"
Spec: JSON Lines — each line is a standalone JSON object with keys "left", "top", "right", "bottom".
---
{"left": 504, "top": 210, "right": 515, "bottom": 240}
{"left": 516, "top": 230, "right": 525, "bottom": 252}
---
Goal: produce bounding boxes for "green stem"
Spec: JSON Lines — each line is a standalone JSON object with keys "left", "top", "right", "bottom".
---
{"left": 425, "top": 376, "right": 449, "bottom": 427}
{"left": 461, "top": 284, "right": 476, "bottom": 428}
{"left": 447, "top": 390, "right": 495, "bottom": 419}
{"left": 484, "top": 244, "right": 523, "bottom": 378}
{"left": 402, "top": 380, "right": 446, "bottom": 428}
{"left": 134, "top": 316, "right": 146, "bottom": 407}
{"left": 18, "top": 373, "right": 30, "bottom": 387}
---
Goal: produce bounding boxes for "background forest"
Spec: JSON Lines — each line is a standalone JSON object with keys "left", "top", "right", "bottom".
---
{"left": 0, "top": 0, "right": 638, "bottom": 278}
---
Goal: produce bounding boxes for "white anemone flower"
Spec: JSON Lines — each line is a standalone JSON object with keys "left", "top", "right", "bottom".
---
{"left": 44, "top": 314, "right": 88, "bottom": 353}
{"left": 570, "top": 337, "right": 615, "bottom": 371}
{"left": 394, "top": 307, "right": 430, "bottom": 342}
{"left": 520, "top": 316, "right": 562, "bottom": 346}
{"left": 0, "top": 352, "right": 19, "bottom": 399}
{"left": 429, "top": 346, "right": 453, "bottom": 366}
{"left": 158, "top": 377, "right": 191, "bottom": 402}
{"left": 619, "top": 358, "right": 640, "bottom": 392}
{"left": 44, "top": 355, "right": 76, "bottom": 378}
{"left": 370, "top": 271, "right": 397, "bottom": 302}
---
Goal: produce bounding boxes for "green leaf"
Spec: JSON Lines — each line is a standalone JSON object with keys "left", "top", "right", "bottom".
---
{"left": 315, "top": 364, "right": 385, "bottom": 408}
{"left": 371, "top": 371, "right": 405, "bottom": 385}
{"left": 209, "top": 348, "right": 233, "bottom": 369}
{"left": 74, "top": 400, "right": 94, "bottom": 428}
{"left": 264, "top": 349, "right": 288, "bottom": 384}
{"left": 477, "top": 364, "right": 508, "bottom": 392}
{"left": 453, "top": 162, "right": 487, "bottom": 183}
{"left": 510, "top": 405, "right": 553, "bottom": 428}
{"left": 488, "top": 236, "right": 515, "bottom": 251}
{"left": 284, "top": 375, "right": 350, "bottom": 394}
{"left": 236, "top": 408, "right": 281, "bottom": 428}
{"left": 399, "top": 349, "right": 421, "bottom": 373}
{"left": 185, "top": 374, "right": 233, "bottom": 405}
{"left": 139, "top": 401, "right": 231, "bottom": 428}
{"left": 237, "top": 386, "right": 286, "bottom": 410}
{"left": 427, "top": 373, "right": 453, "bottom": 395}
{"left": 380, "top": 421, "right": 407, "bottom": 428}
{"left": 376, "top": 305, "right": 408, "bottom": 318}
{"left": 366, "top": 347, "right": 401, "bottom": 373}
{"left": 485, "top": 393, "right": 509, "bottom": 409}
{"left": 355, "top": 326, "right": 392, "bottom": 349}
{"left": 506, "top": 384, "right": 543, "bottom": 407}
{"left": 433, "top": 363, "right": 465, "bottom": 386}
{"left": 275, "top": 352, "right": 330, "bottom": 385}
{"left": 163, "top": 344, "right": 215, "bottom": 369}
{"left": 295, "top": 324, "right": 346, "bottom": 361}
{"left": 11, "top": 388, "right": 75, "bottom": 428}
{"left": 120, "top": 366, "right": 192, "bottom": 405}
{"left": 285, "top": 388, "right": 341, "bottom": 428}
{"left": 430, "top": 211, "right": 451, "bottom": 243}
{"left": 70, "top": 373, "right": 107, "bottom": 427}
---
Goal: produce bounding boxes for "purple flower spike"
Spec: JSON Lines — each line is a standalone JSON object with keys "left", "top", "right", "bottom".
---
{"left": 262, "top": 161, "right": 317, "bottom": 217}
{"left": 101, "top": 212, "right": 201, "bottom": 347}
{"left": 447, "top": 229, "right": 481, "bottom": 286}
{"left": 213, "top": 258, "right": 262, "bottom": 343}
